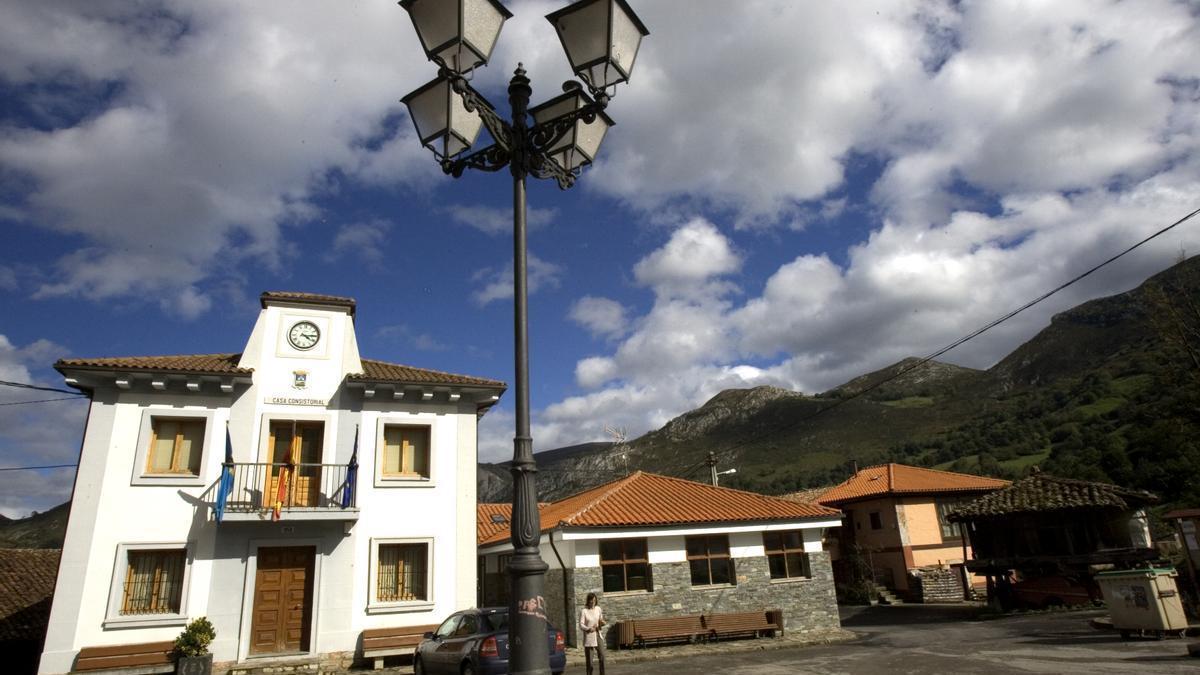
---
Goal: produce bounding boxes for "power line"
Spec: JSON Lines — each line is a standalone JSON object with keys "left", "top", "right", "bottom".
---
{"left": 691, "top": 204, "right": 1200, "bottom": 467}
{"left": 0, "top": 379, "right": 86, "bottom": 396}
{"left": 0, "top": 396, "right": 87, "bottom": 406}
{"left": 0, "top": 463, "right": 77, "bottom": 472}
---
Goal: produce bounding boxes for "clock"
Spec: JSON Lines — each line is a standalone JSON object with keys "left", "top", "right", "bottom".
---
{"left": 287, "top": 320, "right": 321, "bottom": 351}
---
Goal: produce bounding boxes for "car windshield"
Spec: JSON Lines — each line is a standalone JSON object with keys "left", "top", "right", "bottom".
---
{"left": 482, "top": 611, "right": 508, "bottom": 632}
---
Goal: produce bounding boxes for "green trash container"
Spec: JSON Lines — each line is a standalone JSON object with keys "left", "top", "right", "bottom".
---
{"left": 1095, "top": 568, "right": 1189, "bottom": 639}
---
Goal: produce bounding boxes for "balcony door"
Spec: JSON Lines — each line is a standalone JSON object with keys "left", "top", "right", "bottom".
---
{"left": 267, "top": 421, "right": 323, "bottom": 508}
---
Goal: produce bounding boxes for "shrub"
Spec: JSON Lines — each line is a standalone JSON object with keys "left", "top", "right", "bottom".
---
{"left": 174, "top": 617, "right": 216, "bottom": 657}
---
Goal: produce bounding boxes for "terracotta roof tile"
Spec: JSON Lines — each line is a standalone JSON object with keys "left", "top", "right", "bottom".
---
{"left": 260, "top": 291, "right": 356, "bottom": 315}
{"left": 479, "top": 472, "right": 841, "bottom": 546}
{"left": 780, "top": 486, "right": 834, "bottom": 504}
{"left": 55, "top": 353, "right": 252, "bottom": 376}
{"left": 948, "top": 472, "right": 1158, "bottom": 521}
{"left": 352, "top": 359, "right": 505, "bottom": 389}
{"left": 0, "top": 548, "right": 60, "bottom": 642}
{"left": 817, "top": 463, "right": 1010, "bottom": 506}
{"left": 478, "top": 503, "right": 516, "bottom": 544}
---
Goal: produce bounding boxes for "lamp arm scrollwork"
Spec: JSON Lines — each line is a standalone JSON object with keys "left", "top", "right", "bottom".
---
{"left": 443, "top": 69, "right": 513, "bottom": 152}
{"left": 442, "top": 142, "right": 511, "bottom": 177}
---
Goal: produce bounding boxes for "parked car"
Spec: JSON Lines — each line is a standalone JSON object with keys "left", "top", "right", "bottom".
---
{"left": 1012, "top": 574, "right": 1102, "bottom": 609}
{"left": 413, "top": 607, "right": 566, "bottom": 675}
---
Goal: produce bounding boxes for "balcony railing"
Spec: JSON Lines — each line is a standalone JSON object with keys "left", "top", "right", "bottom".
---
{"left": 214, "top": 461, "right": 358, "bottom": 522}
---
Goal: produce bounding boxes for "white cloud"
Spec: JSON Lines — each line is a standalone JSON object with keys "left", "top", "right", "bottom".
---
{"left": 632, "top": 218, "right": 741, "bottom": 292}
{"left": 375, "top": 324, "right": 448, "bottom": 352}
{"left": 0, "top": 335, "right": 87, "bottom": 515}
{"left": 443, "top": 205, "right": 558, "bottom": 236}
{"left": 568, "top": 296, "right": 629, "bottom": 339}
{"left": 326, "top": 219, "right": 391, "bottom": 269}
{"left": 529, "top": 177, "right": 1200, "bottom": 451}
{"left": 0, "top": 0, "right": 433, "bottom": 314}
{"left": 472, "top": 252, "right": 564, "bottom": 306}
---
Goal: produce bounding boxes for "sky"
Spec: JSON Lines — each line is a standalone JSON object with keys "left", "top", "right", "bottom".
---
{"left": 2, "top": 0, "right": 1199, "bottom": 518}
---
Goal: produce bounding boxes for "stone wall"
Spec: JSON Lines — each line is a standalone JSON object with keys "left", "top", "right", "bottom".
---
{"left": 544, "top": 568, "right": 578, "bottom": 646}
{"left": 570, "top": 552, "right": 839, "bottom": 647}
{"left": 908, "top": 566, "right": 965, "bottom": 603}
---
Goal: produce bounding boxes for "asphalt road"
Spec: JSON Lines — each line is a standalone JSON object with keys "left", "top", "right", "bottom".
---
{"left": 600, "top": 605, "right": 1200, "bottom": 674}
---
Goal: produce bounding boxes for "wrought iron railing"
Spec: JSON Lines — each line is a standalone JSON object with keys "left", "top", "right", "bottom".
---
{"left": 214, "top": 461, "right": 357, "bottom": 519}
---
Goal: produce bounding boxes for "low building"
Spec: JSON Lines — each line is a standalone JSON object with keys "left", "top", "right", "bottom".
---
{"left": 814, "top": 463, "right": 1010, "bottom": 601}
{"left": 1164, "top": 508, "right": 1200, "bottom": 607}
{"left": 949, "top": 469, "right": 1158, "bottom": 610}
{"left": 1, "top": 549, "right": 61, "bottom": 675}
{"left": 39, "top": 292, "right": 504, "bottom": 673}
{"left": 477, "top": 471, "right": 844, "bottom": 646}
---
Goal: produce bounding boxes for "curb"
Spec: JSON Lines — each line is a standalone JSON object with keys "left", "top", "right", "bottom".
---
{"left": 563, "top": 629, "right": 859, "bottom": 667}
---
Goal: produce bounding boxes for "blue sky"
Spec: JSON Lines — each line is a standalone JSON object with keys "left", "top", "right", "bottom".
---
{"left": 2, "top": 0, "right": 1200, "bottom": 517}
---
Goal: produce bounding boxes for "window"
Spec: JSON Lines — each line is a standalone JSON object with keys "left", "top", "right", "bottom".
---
{"left": 600, "top": 539, "right": 652, "bottom": 593}
{"left": 763, "top": 531, "right": 811, "bottom": 580}
{"left": 105, "top": 543, "right": 192, "bottom": 627}
{"left": 147, "top": 418, "right": 204, "bottom": 475}
{"left": 936, "top": 500, "right": 963, "bottom": 540}
{"left": 121, "top": 549, "right": 186, "bottom": 614}
{"left": 686, "top": 535, "right": 734, "bottom": 586}
{"left": 377, "top": 542, "right": 429, "bottom": 602}
{"left": 869, "top": 511, "right": 883, "bottom": 530}
{"left": 382, "top": 425, "right": 430, "bottom": 479}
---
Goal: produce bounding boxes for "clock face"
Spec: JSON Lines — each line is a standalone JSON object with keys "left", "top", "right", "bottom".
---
{"left": 288, "top": 321, "right": 320, "bottom": 351}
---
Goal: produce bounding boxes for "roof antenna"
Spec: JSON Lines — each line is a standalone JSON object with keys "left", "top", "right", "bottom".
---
{"left": 604, "top": 425, "right": 629, "bottom": 476}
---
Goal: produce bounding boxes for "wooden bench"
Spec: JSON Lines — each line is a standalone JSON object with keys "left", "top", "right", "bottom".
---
{"left": 73, "top": 641, "right": 175, "bottom": 674}
{"left": 361, "top": 624, "right": 439, "bottom": 670}
{"left": 703, "top": 609, "right": 784, "bottom": 641}
{"left": 617, "top": 614, "right": 705, "bottom": 648}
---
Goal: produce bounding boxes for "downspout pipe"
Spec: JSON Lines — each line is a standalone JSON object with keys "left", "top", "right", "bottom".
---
{"left": 547, "top": 530, "right": 573, "bottom": 646}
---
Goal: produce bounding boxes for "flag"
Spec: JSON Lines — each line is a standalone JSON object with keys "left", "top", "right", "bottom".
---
{"left": 342, "top": 425, "right": 359, "bottom": 509}
{"left": 214, "top": 424, "right": 235, "bottom": 523}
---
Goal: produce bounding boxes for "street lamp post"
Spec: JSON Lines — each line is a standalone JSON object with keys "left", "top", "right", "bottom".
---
{"left": 398, "top": 2, "right": 648, "bottom": 673}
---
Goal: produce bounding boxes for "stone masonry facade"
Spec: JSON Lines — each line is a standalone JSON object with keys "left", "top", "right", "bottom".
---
{"left": 568, "top": 552, "right": 839, "bottom": 648}
{"left": 908, "top": 566, "right": 965, "bottom": 603}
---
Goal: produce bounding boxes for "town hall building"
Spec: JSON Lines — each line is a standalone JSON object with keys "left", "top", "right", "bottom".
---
{"left": 38, "top": 292, "right": 505, "bottom": 673}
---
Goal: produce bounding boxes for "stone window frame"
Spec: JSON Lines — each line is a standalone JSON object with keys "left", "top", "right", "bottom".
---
{"left": 131, "top": 408, "right": 216, "bottom": 487}
{"left": 685, "top": 534, "right": 735, "bottom": 587}
{"left": 103, "top": 542, "right": 192, "bottom": 628}
{"left": 367, "top": 537, "right": 435, "bottom": 614}
{"left": 869, "top": 511, "right": 883, "bottom": 530}
{"left": 374, "top": 417, "right": 438, "bottom": 489}
{"left": 763, "top": 530, "right": 812, "bottom": 581}
{"left": 599, "top": 538, "right": 653, "bottom": 594}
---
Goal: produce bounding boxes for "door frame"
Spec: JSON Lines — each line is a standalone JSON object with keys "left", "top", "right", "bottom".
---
{"left": 238, "top": 539, "right": 324, "bottom": 662}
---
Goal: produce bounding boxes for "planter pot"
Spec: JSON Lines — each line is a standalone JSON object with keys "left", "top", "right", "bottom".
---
{"left": 176, "top": 654, "right": 212, "bottom": 675}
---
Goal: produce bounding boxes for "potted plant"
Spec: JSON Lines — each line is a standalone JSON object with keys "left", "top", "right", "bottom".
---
{"left": 174, "top": 617, "right": 216, "bottom": 675}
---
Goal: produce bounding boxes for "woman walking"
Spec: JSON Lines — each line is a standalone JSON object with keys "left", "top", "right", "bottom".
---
{"left": 579, "top": 592, "right": 606, "bottom": 675}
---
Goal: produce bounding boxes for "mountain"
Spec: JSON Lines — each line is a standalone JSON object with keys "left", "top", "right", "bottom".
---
{"left": 0, "top": 502, "right": 69, "bottom": 549}
{"left": 480, "top": 256, "right": 1200, "bottom": 516}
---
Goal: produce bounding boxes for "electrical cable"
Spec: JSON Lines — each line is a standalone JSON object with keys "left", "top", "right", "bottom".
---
{"left": 0, "top": 396, "right": 87, "bottom": 406}
{"left": 0, "top": 463, "right": 77, "bottom": 472}
{"left": 0, "top": 379, "right": 86, "bottom": 396}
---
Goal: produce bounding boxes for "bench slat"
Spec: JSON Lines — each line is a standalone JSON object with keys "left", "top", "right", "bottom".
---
{"left": 76, "top": 642, "right": 175, "bottom": 659}
{"left": 362, "top": 634, "right": 424, "bottom": 650}
{"left": 362, "top": 624, "right": 438, "bottom": 640}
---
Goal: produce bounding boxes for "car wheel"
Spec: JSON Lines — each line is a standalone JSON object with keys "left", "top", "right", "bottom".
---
{"left": 413, "top": 656, "right": 425, "bottom": 675}
{"left": 461, "top": 661, "right": 475, "bottom": 675}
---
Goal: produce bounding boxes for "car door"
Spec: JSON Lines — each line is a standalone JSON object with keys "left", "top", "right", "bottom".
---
{"left": 425, "top": 614, "right": 460, "bottom": 672}
{"left": 441, "top": 612, "right": 480, "bottom": 670}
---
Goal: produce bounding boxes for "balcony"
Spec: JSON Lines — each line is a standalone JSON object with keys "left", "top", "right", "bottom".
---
{"left": 214, "top": 461, "right": 358, "bottom": 522}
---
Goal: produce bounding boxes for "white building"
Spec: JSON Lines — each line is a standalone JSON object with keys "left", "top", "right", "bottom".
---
{"left": 39, "top": 292, "right": 505, "bottom": 673}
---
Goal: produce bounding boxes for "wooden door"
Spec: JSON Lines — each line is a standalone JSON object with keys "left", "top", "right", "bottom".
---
{"left": 267, "top": 422, "right": 323, "bottom": 508}
{"left": 250, "top": 546, "right": 315, "bottom": 655}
